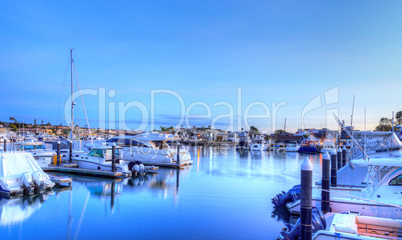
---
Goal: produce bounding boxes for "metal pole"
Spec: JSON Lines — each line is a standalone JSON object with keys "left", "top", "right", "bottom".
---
{"left": 112, "top": 143, "right": 116, "bottom": 172}
{"left": 342, "top": 146, "right": 347, "bottom": 167}
{"left": 300, "top": 157, "right": 313, "bottom": 240}
{"left": 330, "top": 149, "right": 337, "bottom": 187}
{"left": 177, "top": 142, "right": 180, "bottom": 166}
{"left": 337, "top": 147, "right": 342, "bottom": 170}
{"left": 70, "top": 49, "right": 74, "bottom": 141}
{"left": 3, "top": 139, "right": 6, "bottom": 152}
{"left": 69, "top": 140, "right": 73, "bottom": 163}
{"left": 57, "top": 141, "right": 61, "bottom": 166}
{"left": 321, "top": 152, "right": 330, "bottom": 213}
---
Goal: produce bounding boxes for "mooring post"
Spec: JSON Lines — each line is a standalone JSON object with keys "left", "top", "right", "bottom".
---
{"left": 3, "top": 139, "right": 6, "bottom": 152}
{"left": 321, "top": 152, "right": 330, "bottom": 213}
{"left": 177, "top": 142, "right": 180, "bottom": 166}
{"left": 112, "top": 143, "right": 116, "bottom": 172}
{"left": 342, "top": 146, "right": 347, "bottom": 166}
{"left": 69, "top": 140, "right": 73, "bottom": 163}
{"left": 301, "top": 157, "right": 313, "bottom": 240}
{"left": 57, "top": 141, "right": 61, "bottom": 166}
{"left": 337, "top": 147, "right": 342, "bottom": 170}
{"left": 330, "top": 149, "right": 337, "bottom": 187}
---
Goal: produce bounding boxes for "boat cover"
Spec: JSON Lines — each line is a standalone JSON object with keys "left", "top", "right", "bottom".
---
{"left": 0, "top": 152, "right": 45, "bottom": 181}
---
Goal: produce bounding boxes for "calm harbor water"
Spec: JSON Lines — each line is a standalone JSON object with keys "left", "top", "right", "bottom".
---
{"left": 0, "top": 145, "right": 323, "bottom": 240}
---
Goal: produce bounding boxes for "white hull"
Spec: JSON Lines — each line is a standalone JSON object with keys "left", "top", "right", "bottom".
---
{"left": 75, "top": 158, "right": 130, "bottom": 174}
{"left": 122, "top": 148, "right": 192, "bottom": 165}
{"left": 285, "top": 146, "right": 300, "bottom": 152}
{"left": 249, "top": 144, "right": 263, "bottom": 151}
{"left": 289, "top": 197, "right": 401, "bottom": 219}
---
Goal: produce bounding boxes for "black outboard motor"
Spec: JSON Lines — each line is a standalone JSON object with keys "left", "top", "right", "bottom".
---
{"left": 128, "top": 161, "right": 147, "bottom": 176}
{"left": 279, "top": 208, "right": 326, "bottom": 240}
{"left": 272, "top": 185, "right": 301, "bottom": 207}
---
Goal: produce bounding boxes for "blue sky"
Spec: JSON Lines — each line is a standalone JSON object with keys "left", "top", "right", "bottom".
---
{"left": 1, "top": 1, "right": 402, "bottom": 132}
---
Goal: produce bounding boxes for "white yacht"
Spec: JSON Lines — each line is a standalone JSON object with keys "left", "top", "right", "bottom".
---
{"left": 13, "top": 142, "right": 56, "bottom": 168}
{"left": 227, "top": 132, "right": 239, "bottom": 143}
{"left": 285, "top": 142, "right": 300, "bottom": 152}
{"left": 320, "top": 141, "right": 336, "bottom": 153}
{"left": 73, "top": 146, "right": 132, "bottom": 177}
{"left": 0, "top": 152, "right": 55, "bottom": 197}
{"left": 286, "top": 131, "right": 402, "bottom": 219}
{"left": 107, "top": 133, "right": 192, "bottom": 166}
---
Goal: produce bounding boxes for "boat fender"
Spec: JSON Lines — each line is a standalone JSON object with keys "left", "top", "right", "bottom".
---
{"left": 271, "top": 184, "right": 301, "bottom": 207}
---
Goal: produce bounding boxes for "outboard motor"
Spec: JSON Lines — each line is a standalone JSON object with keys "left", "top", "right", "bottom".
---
{"left": 128, "top": 161, "right": 145, "bottom": 177}
{"left": 21, "top": 172, "right": 33, "bottom": 196}
{"left": 32, "top": 171, "right": 45, "bottom": 193}
{"left": 139, "top": 163, "right": 147, "bottom": 175}
{"left": 279, "top": 208, "right": 326, "bottom": 240}
{"left": 272, "top": 185, "right": 301, "bottom": 207}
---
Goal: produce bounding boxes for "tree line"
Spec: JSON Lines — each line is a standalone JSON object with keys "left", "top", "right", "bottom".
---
{"left": 375, "top": 111, "right": 402, "bottom": 131}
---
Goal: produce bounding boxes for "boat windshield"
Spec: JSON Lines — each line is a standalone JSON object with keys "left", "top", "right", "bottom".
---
{"left": 104, "top": 149, "right": 121, "bottom": 160}
{"left": 389, "top": 173, "right": 402, "bottom": 186}
{"left": 17, "top": 144, "right": 46, "bottom": 150}
{"left": 152, "top": 141, "right": 170, "bottom": 150}
{"left": 88, "top": 149, "right": 104, "bottom": 158}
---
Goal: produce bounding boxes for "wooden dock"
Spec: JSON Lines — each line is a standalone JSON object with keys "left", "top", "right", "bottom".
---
{"left": 44, "top": 165, "right": 131, "bottom": 178}
{"left": 50, "top": 175, "right": 72, "bottom": 187}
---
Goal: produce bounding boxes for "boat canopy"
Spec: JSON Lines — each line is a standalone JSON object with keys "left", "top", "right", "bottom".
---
{"left": 0, "top": 152, "right": 44, "bottom": 181}
{"left": 351, "top": 158, "right": 402, "bottom": 168}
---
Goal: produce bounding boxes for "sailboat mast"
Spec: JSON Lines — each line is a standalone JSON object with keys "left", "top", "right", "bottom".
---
{"left": 70, "top": 49, "right": 74, "bottom": 141}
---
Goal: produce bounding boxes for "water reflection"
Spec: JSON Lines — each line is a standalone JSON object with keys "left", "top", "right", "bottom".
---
{"left": 0, "top": 146, "right": 324, "bottom": 240}
{"left": 0, "top": 193, "right": 52, "bottom": 226}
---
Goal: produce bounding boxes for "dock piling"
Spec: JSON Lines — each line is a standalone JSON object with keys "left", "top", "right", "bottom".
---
{"left": 57, "top": 141, "right": 61, "bottom": 166}
{"left": 112, "top": 143, "right": 116, "bottom": 172}
{"left": 3, "top": 139, "right": 6, "bottom": 152}
{"left": 177, "top": 142, "right": 180, "bottom": 165}
{"left": 337, "top": 147, "right": 342, "bottom": 170}
{"left": 69, "top": 140, "right": 73, "bottom": 163}
{"left": 321, "top": 152, "right": 330, "bottom": 213}
{"left": 342, "top": 146, "right": 347, "bottom": 166}
{"left": 301, "top": 157, "right": 313, "bottom": 240}
{"left": 330, "top": 149, "right": 337, "bottom": 187}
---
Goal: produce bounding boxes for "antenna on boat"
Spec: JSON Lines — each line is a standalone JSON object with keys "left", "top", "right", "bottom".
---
{"left": 364, "top": 107, "right": 367, "bottom": 160}
{"left": 350, "top": 95, "right": 355, "bottom": 126}
{"left": 333, "top": 113, "right": 370, "bottom": 161}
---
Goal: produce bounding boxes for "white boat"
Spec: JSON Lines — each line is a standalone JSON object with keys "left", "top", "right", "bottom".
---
{"left": 249, "top": 140, "right": 264, "bottom": 151}
{"left": 286, "top": 142, "right": 300, "bottom": 152}
{"left": 320, "top": 142, "right": 336, "bottom": 153}
{"left": 286, "top": 131, "right": 402, "bottom": 219}
{"left": 107, "top": 133, "right": 192, "bottom": 166}
{"left": 13, "top": 142, "right": 56, "bottom": 168}
{"left": 0, "top": 152, "right": 55, "bottom": 197}
{"left": 73, "top": 145, "right": 132, "bottom": 177}
{"left": 313, "top": 212, "right": 402, "bottom": 239}
{"left": 227, "top": 132, "right": 239, "bottom": 143}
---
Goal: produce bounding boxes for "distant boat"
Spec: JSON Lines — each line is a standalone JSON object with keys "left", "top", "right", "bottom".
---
{"left": 285, "top": 142, "right": 300, "bottom": 152}
{"left": 13, "top": 141, "right": 56, "bottom": 168}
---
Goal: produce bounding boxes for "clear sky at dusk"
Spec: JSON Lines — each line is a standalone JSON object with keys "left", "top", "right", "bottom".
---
{"left": 1, "top": 1, "right": 402, "bottom": 132}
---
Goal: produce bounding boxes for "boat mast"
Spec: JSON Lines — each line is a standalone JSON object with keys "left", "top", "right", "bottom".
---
{"left": 70, "top": 49, "right": 74, "bottom": 141}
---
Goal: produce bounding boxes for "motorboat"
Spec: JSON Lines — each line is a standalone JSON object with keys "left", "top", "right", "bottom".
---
{"left": 73, "top": 145, "right": 133, "bottom": 177}
{"left": 0, "top": 152, "right": 55, "bottom": 197}
{"left": 13, "top": 142, "right": 56, "bottom": 168}
{"left": 249, "top": 140, "right": 264, "bottom": 151}
{"left": 285, "top": 142, "right": 300, "bottom": 152}
{"left": 107, "top": 133, "right": 192, "bottom": 166}
{"left": 320, "top": 142, "right": 336, "bottom": 153}
{"left": 287, "top": 157, "right": 402, "bottom": 219}
{"left": 274, "top": 131, "right": 402, "bottom": 219}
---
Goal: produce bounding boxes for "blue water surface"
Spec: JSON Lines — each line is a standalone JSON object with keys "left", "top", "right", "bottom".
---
{"left": 0, "top": 145, "right": 323, "bottom": 240}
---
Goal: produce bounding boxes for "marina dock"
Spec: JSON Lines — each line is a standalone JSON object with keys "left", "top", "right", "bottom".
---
{"left": 43, "top": 164, "right": 131, "bottom": 178}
